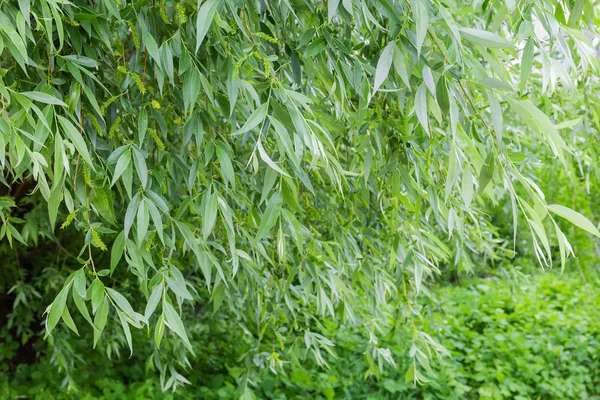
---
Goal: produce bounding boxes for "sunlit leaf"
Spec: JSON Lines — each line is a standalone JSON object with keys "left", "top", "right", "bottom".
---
{"left": 548, "top": 204, "right": 600, "bottom": 238}
{"left": 459, "top": 27, "right": 515, "bottom": 49}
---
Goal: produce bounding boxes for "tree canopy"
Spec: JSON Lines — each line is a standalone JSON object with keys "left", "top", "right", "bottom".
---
{"left": 0, "top": 0, "right": 599, "bottom": 392}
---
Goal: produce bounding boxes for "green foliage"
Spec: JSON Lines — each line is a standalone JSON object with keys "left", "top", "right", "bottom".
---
{"left": 3, "top": 272, "right": 599, "bottom": 399}
{"left": 424, "top": 273, "right": 600, "bottom": 399}
{"left": 1, "top": 0, "right": 600, "bottom": 392}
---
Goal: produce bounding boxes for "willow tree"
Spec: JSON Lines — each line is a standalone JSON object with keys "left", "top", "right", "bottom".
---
{"left": 0, "top": 0, "right": 598, "bottom": 392}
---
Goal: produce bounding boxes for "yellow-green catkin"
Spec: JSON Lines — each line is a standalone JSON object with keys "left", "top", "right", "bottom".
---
{"left": 127, "top": 21, "right": 140, "bottom": 49}
{"left": 83, "top": 163, "right": 92, "bottom": 186}
{"left": 244, "top": 63, "right": 253, "bottom": 76}
{"left": 91, "top": 229, "right": 108, "bottom": 251}
{"left": 108, "top": 115, "right": 122, "bottom": 139}
{"left": 129, "top": 72, "right": 146, "bottom": 94}
{"left": 233, "top": 56, "right": 248, "bottom": 79}
{"left": 101, "top": 94, "right": 119, "bottom": 115}
{"left": 95, "top": 187, "right": 109, "bottom": 209}
{"left": 116, "top": 65, "right": 128, "bottom": 83}
{"left": 61, "top": 210, "right": 78, "bottom": 229}
{"left": 255, "top": 32, "right": 278, "bottom": 44}
{"left": 87, "top": 112, "right": 103, "bottom": 137}
{"left": 159, "top": 1, "right": 170, "bottom": 24}
{"left": 176, "top": 3, "right": 187, "bottom": 24}
{"left": 61, "top": 15, "right": 80, "bottom": 27}
{"left": 148, "top": 128, "right": 166, "bottom": 151}
{"left": 145, "top": 231, "right": 157, "bottom": 251}
{"left": 262, "top": 57, "right": 271, "bottom": 79}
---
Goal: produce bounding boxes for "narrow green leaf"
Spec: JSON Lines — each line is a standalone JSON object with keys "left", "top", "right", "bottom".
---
{"left": 146, "top": 200, "right": 164, "bottom": 244}
{"left": 93, "top": 297, "right": 109, "bottom": 348}
{"left": 183, "top": 67, "right": 201, "bottom": 114}
{"left": 553, "top": 222, "right": 570, "bottom": 273}
{"left": 125, "top": 239, "right": 146, "bottom": 277}
{"left": 124, "top": 193, "right": 141, "bottom": 239}
{"left": 73, "top": 268, "right": 87, "bottom": 298}
{"left": 57, "top": 116, "right": 95, "bottom": 170}
{"left": 255, "top": 192, "right": 283, "bottom": 242}
{"left": 555, "top": 117, "right": 582, "bottom": 130}
{"left": 111, "top": 231, "right": 125, "bottom": 274}
{"left": 18, "top": 0, "right": 30, "bottom": 25}
{"left": 233, "top": 103, "right": 268, "bottom": 135}
{"left": 21, "top": 91, "right": 66, "bottom": 106}
{"left": 111, "top": 149, "right": 132, "bottom": 187}
{"left": 0, "top": 25, "right": 28, "bottom": 73}
{"left": 145, "top": 283, "right": 163, "bottom": 320}
{"left": 106, "top": 287, "right": 140, "bottom": 323}
{"left": 163, "top": 302, "right": 193, "bottom": 351}
{"left": 519, "top": 39, "right": 534, "bottom": 92}
{"left": 215, "top": 143, "right": 236, "bottom": 187}
{"left": 63, "top": 55, "right": 98, "bottom": 68}
{"left": 48, "top": 182, "right": 62, "bottom": 229}
{"left": 269, "top": 117, "right": 300, "bottom": 167}
{"left": 328, "top": 0, "right": 340, "bottom": 22}
{"left": 175, "top": 220, "right": 198, "bottom": 251}
{"left": 160, "top": 43, "right": 174, "bottom": 84}
{"left": 373, "top": 42, "right": 395, "bottom": 93}
{"left": 61, "top": 306, "right": 79, "bottom": 335}
{"left": 459, "top": 27, "right": 515, "bottom": 49}
{"left": 117, "top": 311, "right": 133, "bottom": 356}
{"left": 47, "top": 283, "right": 71, "bottom": 334}
{"left": 132, "top": 148, "right": 148, "bottom": 188}
{"left": 166, "top": 275, "right": 193, "bottom": 301}
{"left": 363, "top": 149, "right": 372, "bottom": 185}
{"left": 257, "top": 140, "right": 289, "bottom": 177}
{"left": 147, "top": 191, "right": 169, "bottom": 214}
{"left": 481, "top": 77, "right": 512, "bottom": 91}
{"left": 90, "top": 279, "right": 105, "bottom": 313}
{"left": 488, "top": 92, "right": 503, "bottom": 148}
{"left": 508, "top": 151, "right": 526, "bottom": 163}
{"left": 511, "top": 100, "right": 568, "bottom": 159}
{"left": 415, "top": 84, "right": 429, "bottom": 134}
{"left": 423, "top": 67, "right": 435, "bottom": 96}
{"left": 567, "top": 0, "right": 584, "bottom": 26}
{"left": 154, "top": 314, "right": 165, "bottom": 348}
{"left": 548, "top": 204, "right": 600, "bottom": 238}
{"left": 72, "top": 289, "right": 93, "bottom": 327}
{"left": 405, "top": 365, "right": 415, "bottom": 384}
{"left": 196, "top": 0, "right": 223, "bottom": 51}
{"left": 435, "top": 76, "right": 449, "bottom": 114}
{"left": 136, "top": 199, "right": 149, "bottom": 245}
{"left": 461, "top": 167, "right": 473, "bottom": 207}
{"left": 144, "top": 33, "right": 160, "bottom": 66}
{"left": 478, "top": 152, "right": 495, "bottom": 194}
{"left": 393, "top": 44, "right": 411, "bottom": 88}
{"left": 304, "top": 38, "right": 327, "bottom": 57}
{"left": 555, "top": 3, "right": 566, "bottom": 24}
{"left": 445, "top": 145, "right": 458, "bottom": 199}
{"left": 412, "top": 0, "right": 429, "bottom": 56}
{"left": 138, "top": 108, "right": 148, "bottom": 143}
{"left": 202, "top": 188, "right": 218, "bottom": 240}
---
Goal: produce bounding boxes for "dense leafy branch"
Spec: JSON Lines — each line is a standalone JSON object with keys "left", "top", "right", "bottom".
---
{"left": 0, "top": 0, "right": 598, "bottom": 391}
